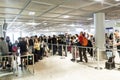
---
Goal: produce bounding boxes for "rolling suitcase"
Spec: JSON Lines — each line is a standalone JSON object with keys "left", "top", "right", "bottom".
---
{"left": 105, "top": 56, "right": 115, "bottom": 69}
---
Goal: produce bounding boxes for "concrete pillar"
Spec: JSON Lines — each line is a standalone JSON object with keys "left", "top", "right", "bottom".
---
{"left": 0, "top": 25, "right": 3, "bottom": 37}
{"left": 94, "top": 13, "right": 106, "bottom": 60}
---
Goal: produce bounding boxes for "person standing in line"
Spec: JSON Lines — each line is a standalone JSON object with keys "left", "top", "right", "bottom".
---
{"left": 63, "top": 34, "right": 67, "bottom": 57}
{"left": 87, "top": 34, "right": 93, "bottom": 57}
{"left": 48, "top": 36, "right": 52, "bottom": 51}
{"left": 77, "top": 32, "right": 88, "bottom": 63}
{"left": 6, "top": 36, "right": 12, "bottom": 52}
{"left": 17, "top": 37, "right": 28, "bottom": 67}
{"left": 28, "top": 36, "right": 34, "bottom": 53}
{"left": 52, "top": 35, "right": 57, "bottom": 55}
{"left": 34, "top": 38, "right": 41, "bottom": 60}
{"left": 71, "top": 36, "right": 78, "bottom": 61}
{"left": 58, "top": 37, "right": 63, "bottom": 56}
{"left": 40, "top": 38, "right": 45, "bottom": 60}
{"left": 114, "top": 31, "right": 120, "bottom": 56}
{"left": 0, "top": 37, "right": 9, "bottom": 56}
{"left": 0, "top": 37, "right": 9, "bottom": 69}
{"left": 77, "top": 32, "right": 83, "bottom": 62}
{"left": 18, "top": 38, "right": 28, "bottom": 55}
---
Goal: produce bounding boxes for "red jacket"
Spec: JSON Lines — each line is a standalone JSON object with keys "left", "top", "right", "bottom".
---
{"left": 78, "top": 35, "right": 83, "bottom": 44}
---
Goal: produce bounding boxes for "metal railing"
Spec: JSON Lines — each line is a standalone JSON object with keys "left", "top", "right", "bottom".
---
{"left": 1, "top": 43, "right": 120, "bottom": 77}
{"left": 46, "top": 43, "right": 120, "bottom": 70}
{"left": 0, "top": 52, "right": 35, "bottom": 77}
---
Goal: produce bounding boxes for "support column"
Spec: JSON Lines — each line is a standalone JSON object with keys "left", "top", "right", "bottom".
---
{"left": 0, "top": 25, "right": 3, "bottom": 37}
{"left": 94, "top": 13, "right": 106, "bottom": 60}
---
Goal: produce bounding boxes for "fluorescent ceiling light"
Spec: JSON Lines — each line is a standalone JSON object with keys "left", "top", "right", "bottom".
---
{"left": 63, "top": 15, "right": 70, "bottom": 18}
{"left": 87, "top": 18, "right": 93, "bottom": 20}
{"left": 69, "top": 24, "right": 75, "bottom": 26}
{"left": 105, "top": 20, "right": 111, "bottom": 21}
{"left": 61, "top": 24, "right": 67, "bottom": 26}
{"left": 26, "top": 22, "right": 40, "bottom": 26}
{"left": 115, "top": 0, "right": 120, "bottom": 1}
{"left": 43, "top": 22, "right": 47, "bottom": 25}
{"left": 29, "top": 11, "right": 35, "bottom": 15}
{"left": 95, "top": 0, "right": 104, "bottom": 2}
{"left": 71, "top": 24, "right": 75, "bottom": 26}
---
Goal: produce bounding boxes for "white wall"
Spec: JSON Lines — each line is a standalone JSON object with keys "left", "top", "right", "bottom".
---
{"left": 6, "top": 31, "right": 29, "bottom": 43}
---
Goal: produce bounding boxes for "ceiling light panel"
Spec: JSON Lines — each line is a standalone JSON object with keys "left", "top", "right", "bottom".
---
{"left": 95, "top": 0, "right": 104, "bottom": 2}
{"left": 63, "top": 15, "right": 70, "bottom": 18}
{"left": 59, "top": 15, "right": 72, "bottom": 19}
{"left": 0, "top": 0, "right": 28, "bottom": 9}
{"left": 87, "top": 18, "right": 93, "bottom": 20}
{"left": 115, "top": 0, "right": 120, "bottom": 1}
{"left": 29, "top": 11, "right": 35, "bottom": 15}
{"left": 21, "top": 10, "right": 42, "bottom": 16}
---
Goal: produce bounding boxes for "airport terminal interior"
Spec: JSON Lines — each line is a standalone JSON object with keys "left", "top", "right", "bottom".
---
{"left": 1, "top": 0, "right": 120, "bottom": 80}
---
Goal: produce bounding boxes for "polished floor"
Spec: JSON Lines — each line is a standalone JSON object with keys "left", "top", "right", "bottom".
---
{"left": 0, "top": 53, "right": 120, "bottom": 80}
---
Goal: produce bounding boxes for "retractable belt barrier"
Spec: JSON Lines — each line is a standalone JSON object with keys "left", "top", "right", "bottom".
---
{"left": 1, "top": 43, "right": 118, "bottom": 77}
{"left": 46, "top": 43, "right": 120, "bottom": 70}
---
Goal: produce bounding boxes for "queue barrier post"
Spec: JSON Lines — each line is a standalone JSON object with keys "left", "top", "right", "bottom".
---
{"left": 61, "top": 45, "right": 65, "bottom": 59}
{"left": 95, "top": 48, "right": 102, "bottom": 70}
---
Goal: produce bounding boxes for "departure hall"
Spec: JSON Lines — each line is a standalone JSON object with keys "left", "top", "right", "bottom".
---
{"left": 0, "top": 0, "right": 120, "bottom": 80}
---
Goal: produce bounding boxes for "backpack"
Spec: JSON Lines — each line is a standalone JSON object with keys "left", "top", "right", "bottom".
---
{"left": 12, "top": 45, "right": 18, "bottom": 52}
{"left": 82, "top": 37, "right": 88, "bottom": 46}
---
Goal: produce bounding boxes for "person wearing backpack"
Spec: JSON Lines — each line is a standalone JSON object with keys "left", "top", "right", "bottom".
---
{"left": 77, "top": 32, "right": 88, "bottom": 63}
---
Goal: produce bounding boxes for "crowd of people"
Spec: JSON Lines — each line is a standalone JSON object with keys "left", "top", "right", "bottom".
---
{"left": 0, "top": 32, "right": 95, "bottom": 64}
{"left": 0, "top": 31, "right": 120, "bottom": 70}
{"left": 1, "top": 31, "right": 120, "bottom": 70}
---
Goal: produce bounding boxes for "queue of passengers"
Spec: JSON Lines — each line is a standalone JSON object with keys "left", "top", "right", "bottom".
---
{"left": 0, "top": 30, "right": 115, "bottom": 70}
{"left": 0, "top": 32, "right": 95, "bottom": 65}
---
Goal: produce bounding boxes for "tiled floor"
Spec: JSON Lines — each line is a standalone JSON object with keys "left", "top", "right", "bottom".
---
{"left": 0, "top": 53, "right": 120, "bottom": 80}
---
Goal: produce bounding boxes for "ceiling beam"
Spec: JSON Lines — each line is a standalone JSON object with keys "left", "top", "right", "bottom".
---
{"left": 36, "top": 0, "right": 71, "bottom": 17}
{"left": 32, "top": 0, "right": 53, "bottom": 6}
{"left": 95, "top": 2, "right": 120, "bottom": 13}
{"left": 7, "top": 0, "right": 32, "bottom": 29}
{"left": 45, "top": 2, "right": 97, "bottom": 23}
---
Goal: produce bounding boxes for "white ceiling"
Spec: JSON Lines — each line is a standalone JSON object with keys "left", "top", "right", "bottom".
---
{"left": 0, "top": 0, "right": 120, "bottom": 33}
